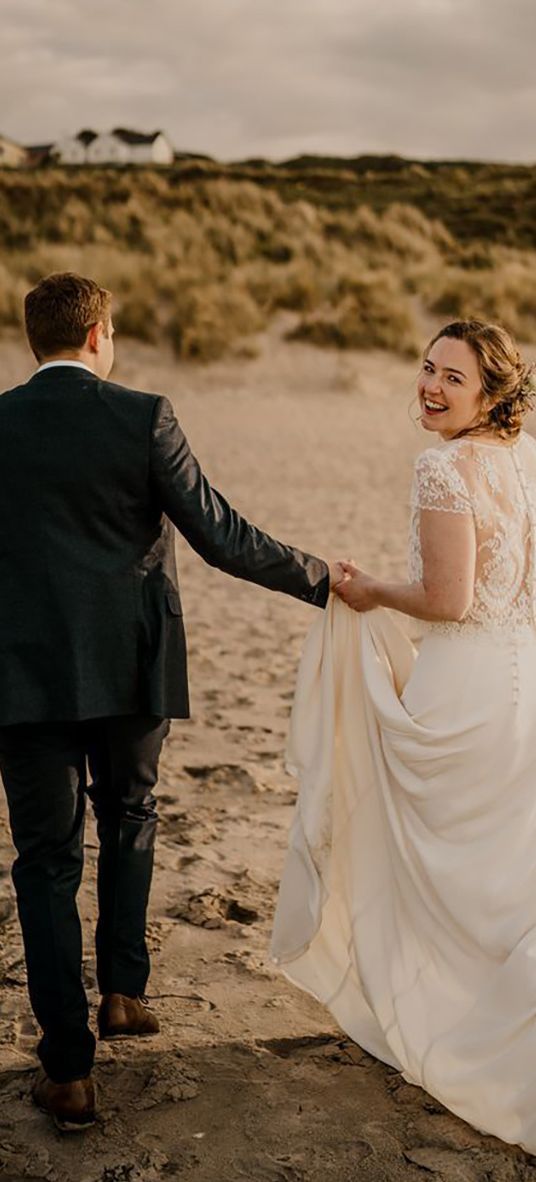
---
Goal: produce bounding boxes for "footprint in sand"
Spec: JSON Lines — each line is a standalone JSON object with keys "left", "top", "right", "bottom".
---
{"left": 169, "top": 887, "right": 260, "bottom": 929}
{"left": 88, "top": 1146, "right": 171, "bottom": 1181}
{"left": 146, "top": 918, "right": 177, "bottom": 954}
{"left": 183, "top": 764, "right": 261, "bottom": 793}
{"left": 0, "top": 893, "right": 14, "bottom": 925}
{"left": 221, "top": 949, "right": 273, "bottom": 980}
{"left": 235, "top": 1155, "right": 315, "bottom": 1182}
{"left": 158, "top": 809, "right": 194, "bottom": 844}
{"left": 1, "top": 953, "right": 27, "bottom": 989}
{"left": 114, "top": 1051, "right": 200, "bottom": 1111}
{"left": 257, "top": 1034, "right": 341, "bottom": 1060}
{"left": 14, "top": 1012, "right": 37, "bottom": 1043}
{"left": 403, "top": 1146, "right": 485, "bottom": 1180}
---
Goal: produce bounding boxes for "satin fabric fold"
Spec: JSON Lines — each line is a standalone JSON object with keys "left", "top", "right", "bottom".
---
{"left": 271, "top": 596, "right": 536, "bottom": 1153}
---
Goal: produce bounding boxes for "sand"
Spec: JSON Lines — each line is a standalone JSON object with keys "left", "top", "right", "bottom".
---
{"left": 1, "top": 320, "right": 536, "bottom": 1181}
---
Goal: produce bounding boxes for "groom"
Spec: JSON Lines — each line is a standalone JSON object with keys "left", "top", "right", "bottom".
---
{"left": 0, "top": 272, "right": 343, "bottom": 1131}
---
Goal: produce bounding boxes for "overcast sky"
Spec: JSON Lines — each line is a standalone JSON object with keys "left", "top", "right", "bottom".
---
{"left": 2, "top": 0, "right": 535, "bottom": 163}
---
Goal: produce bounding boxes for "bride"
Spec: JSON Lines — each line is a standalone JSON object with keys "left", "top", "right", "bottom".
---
{"left": 270, "top": 318, "right": 536, "bottom": 1154}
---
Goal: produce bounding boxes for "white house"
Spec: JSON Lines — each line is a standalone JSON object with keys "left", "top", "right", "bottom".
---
{"left": 50, "top": 128, "right": 174, "bottom": 166}
{"left": 0, "top": 133, "right": 30, "bottom": 167}
{"left": 50, "top": 130, "right": 98, "bottom": 165}
{"left": 87, "top": 129, "right": 174, "bottom": 165}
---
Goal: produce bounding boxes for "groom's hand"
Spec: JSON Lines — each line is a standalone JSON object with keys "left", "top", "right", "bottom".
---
{"left": 328, "top": 560, "right": 357, "bottom": 589}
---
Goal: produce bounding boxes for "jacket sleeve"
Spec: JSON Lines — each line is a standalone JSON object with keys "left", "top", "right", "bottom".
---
{"left": 148, "top": 396, "right": 330, "bottom": 608}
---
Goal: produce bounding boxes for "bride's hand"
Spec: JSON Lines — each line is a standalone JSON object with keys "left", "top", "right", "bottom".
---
{"left": 335, "top": 566, "right": 380, "bottom": 612}
{"left": 328, "top": 559, "right": 358, "bottom": 589}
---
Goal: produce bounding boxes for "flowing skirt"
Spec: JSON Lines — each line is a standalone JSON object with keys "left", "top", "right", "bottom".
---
{"left": 270, "top": 597, "right": 536, "bottom": 1154}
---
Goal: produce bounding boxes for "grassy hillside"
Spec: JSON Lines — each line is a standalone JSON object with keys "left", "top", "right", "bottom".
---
{"left": 1, "top": 157, "right": 535, "bottom": 360}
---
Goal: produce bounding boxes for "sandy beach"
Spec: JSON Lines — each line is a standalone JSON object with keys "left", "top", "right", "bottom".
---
{"left": 1, "top": 320, "right": 536, "bottom": 1181}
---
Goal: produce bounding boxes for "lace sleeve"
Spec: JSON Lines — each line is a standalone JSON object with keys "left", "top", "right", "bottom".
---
{"left": 411, "top": 449, "right": 473, "bottom": 515}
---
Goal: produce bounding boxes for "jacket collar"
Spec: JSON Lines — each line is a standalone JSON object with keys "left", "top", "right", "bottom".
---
{"left": 27, "top": 364, "right": 99, "bottom": 385}
{"left": 36, "top": 360, "right": 95, "bottom": 377}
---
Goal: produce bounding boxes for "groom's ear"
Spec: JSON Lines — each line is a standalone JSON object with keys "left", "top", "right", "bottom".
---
{"left": 86, "top": 321, "right": 103, "bottom": 353}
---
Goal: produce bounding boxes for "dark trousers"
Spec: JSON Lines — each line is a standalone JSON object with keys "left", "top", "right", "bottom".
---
{"left": 0, "top": 714, "right": 169, "bottom": 1084}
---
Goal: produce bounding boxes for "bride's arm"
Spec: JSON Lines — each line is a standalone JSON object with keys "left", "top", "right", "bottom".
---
{"left": 337, "top": 449, "right": 477, "bottom": 622}
{"left": 337, "top": 509, "right": 476, "bottom": 621}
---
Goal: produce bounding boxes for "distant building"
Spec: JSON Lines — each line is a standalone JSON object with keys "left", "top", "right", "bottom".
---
{"left": 25, "top": 143, "right": 54, "bottom": 167}
{"left": 50, "top": 128, "right": 174, "bottom": 166}
{"left": 0, "top": 127, "right": 177, "bottom": 168}
{"left": 87, "top": 129, "right": 174, "bottom": 165}
{"left": 50, "top": 129, "right": 98, "bottom": 165}
{"left": 0, "top": 134, "right": 28, "bottom": 167}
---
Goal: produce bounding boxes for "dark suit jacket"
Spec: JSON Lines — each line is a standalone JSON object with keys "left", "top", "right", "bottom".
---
{"left": 0, "top": 365, "right": 329, "bottom": 724}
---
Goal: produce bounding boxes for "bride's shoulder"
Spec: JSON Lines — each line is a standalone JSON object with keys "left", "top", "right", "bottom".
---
{"left": 413, "top": 441, "right": 464, "bottom": 476}
{"left": 411, "top": 442, "right": 472, "bottom": 509}
{"left": 414, "top": 436, "right": 479, "bottom": 470}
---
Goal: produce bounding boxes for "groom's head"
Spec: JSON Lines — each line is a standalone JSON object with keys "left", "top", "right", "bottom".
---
{"left": 25, "top": 272, "right": 115, "bottom": 378}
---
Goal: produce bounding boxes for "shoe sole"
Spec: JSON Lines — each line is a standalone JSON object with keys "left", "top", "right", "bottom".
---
{"left": 34, "top": 1084, "right": 97, "bottom": 1133}
{"left": 53, "top": 1114, "right": 96, "bottom": 1133}
{"left": 33, "top": 1101, "right": 96, "bottom": 1133}
{"left": 99, "top": 1030, "right": 159, "bottom": 1040}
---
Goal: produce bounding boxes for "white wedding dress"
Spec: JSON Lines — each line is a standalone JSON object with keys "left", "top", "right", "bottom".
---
{"left": 271, "top": 430, "right": 536, "bottom": 1154}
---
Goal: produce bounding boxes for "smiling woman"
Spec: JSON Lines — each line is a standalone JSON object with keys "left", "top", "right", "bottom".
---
{"left": 419, "top": 336, "right": 481, "bottom": 433}
{"left": 418, "top": 318, "right": 535, "bottom": 442}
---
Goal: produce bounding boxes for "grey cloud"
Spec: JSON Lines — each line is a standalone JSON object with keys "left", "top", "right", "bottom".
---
{"left": 1, "top": 0, "right": 534, "bottom": 161}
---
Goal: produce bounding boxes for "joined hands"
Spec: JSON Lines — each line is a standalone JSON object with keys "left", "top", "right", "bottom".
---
{"left": 328, "top": 560, "right": 380, "bottom": 613}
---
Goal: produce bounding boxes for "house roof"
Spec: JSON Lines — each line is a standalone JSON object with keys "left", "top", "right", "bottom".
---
{"left": 77, "top": 129, "right": 98, "bottom": 145}
{"left": 111, "top": 128, "right": 164, "bottom": 145}
{"left": 0, "top": 133, "right": 26, "bottom": 149}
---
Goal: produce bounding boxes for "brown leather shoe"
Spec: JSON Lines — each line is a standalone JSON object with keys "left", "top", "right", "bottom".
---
{"left": 32, "top": 1072, "right": 96, "bottom": 1132}
{"left": 97, "top": 993, "right": 160, "bottom": 1040}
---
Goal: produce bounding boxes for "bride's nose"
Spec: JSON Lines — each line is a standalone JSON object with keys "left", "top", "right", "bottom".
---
{"left": 425, "top": 373, "right": 442, "bottom": 396}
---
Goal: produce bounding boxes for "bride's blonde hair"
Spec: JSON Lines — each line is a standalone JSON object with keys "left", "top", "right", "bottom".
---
{"left": 424, "top": 319, "right": 535, "bottom": 440}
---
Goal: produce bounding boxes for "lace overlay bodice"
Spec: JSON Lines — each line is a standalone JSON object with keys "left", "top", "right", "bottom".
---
{"left": 408, "top": 432, "right": 536, "bottom": 639}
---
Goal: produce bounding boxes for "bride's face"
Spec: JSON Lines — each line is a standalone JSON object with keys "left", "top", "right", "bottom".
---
{"left": 417, "top": 337, "right": 483, "bottom": 439}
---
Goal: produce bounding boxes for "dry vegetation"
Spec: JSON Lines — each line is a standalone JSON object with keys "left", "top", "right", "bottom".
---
{"left": 1, "top": 158, "right": 535, "bottom": 360}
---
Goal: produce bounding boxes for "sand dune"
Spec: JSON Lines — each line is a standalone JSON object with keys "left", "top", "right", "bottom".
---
{"left": 1, "top": 322, "right": 535, "bottom": 1180}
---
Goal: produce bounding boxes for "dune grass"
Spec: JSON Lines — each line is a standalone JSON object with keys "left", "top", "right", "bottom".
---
{"left": 0, "top": 164, "right": 535, "bottom": 361}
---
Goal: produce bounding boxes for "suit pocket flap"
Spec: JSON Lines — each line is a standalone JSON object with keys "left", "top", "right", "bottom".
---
{"left": 165, "top": 590, "right": 182, "bottom": 616}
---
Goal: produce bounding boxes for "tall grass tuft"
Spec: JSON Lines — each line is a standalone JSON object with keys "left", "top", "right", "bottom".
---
{"left": 1, "top": 168, "right": 536, "bottom": 360}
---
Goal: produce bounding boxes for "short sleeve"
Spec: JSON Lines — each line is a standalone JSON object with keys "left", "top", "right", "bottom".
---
{"left": 411, "top": 449, "right": 473, "bottom": 514}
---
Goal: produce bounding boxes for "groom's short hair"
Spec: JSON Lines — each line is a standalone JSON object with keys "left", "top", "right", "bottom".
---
{"left": 25, "top": 272, "right": 112, "bottom": 360}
